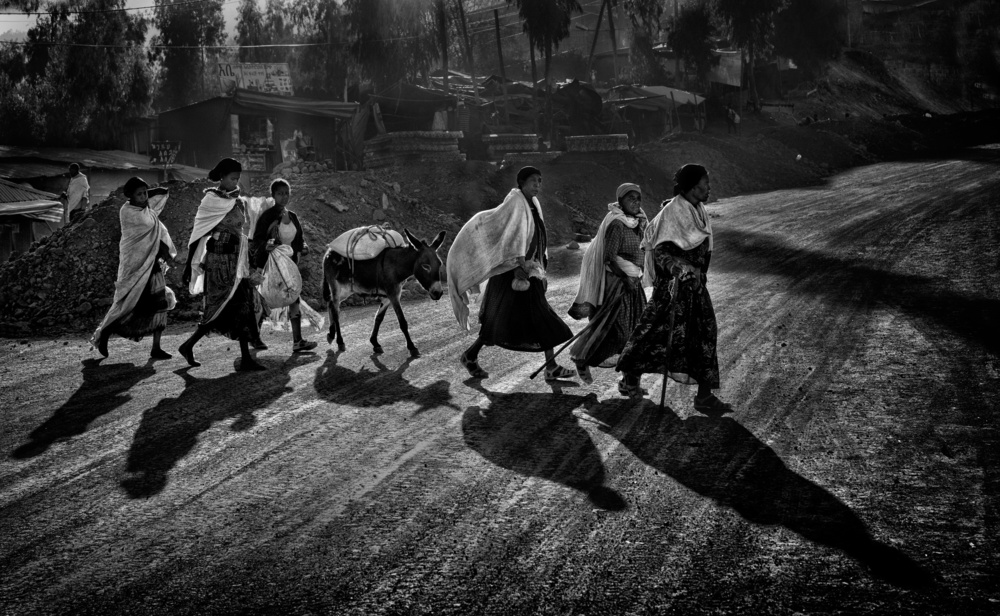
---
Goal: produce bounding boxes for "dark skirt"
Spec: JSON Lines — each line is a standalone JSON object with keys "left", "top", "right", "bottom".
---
{"left": 112, "top": 263, "right": 168, "bottom": 341}
{"left": 616, "top": 275, "right": 720, "bottom": 388}
{"left": 201, "top": 252, "right": 263, "bottom": 341}
{"left": 478, "top": 268, "right": 572, "bottom": 352}
{"left": 571, "top": 273, "right": 647, "bottom": 369}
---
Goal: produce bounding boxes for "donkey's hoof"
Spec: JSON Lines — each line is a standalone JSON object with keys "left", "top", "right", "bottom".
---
{"left": 408, "top": 347, "right": 421, "bottom": 358}
{"left": 326, "top": 333, "right": 335, "bottom": 344}
{"left": 372, "top": 345, "right": 384, "bottom": 355}
{"left": 337, "top": 343, "right": 346, "bottom": 352}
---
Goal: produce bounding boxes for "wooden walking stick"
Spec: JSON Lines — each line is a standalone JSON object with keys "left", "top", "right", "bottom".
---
{"left": 659, "top": 277, "right": 680, "bottom": 410}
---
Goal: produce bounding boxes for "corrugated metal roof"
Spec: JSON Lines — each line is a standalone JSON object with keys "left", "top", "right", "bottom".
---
{"left": 0, "top": 147, "right": 210, "bottom": 180}
{"left": 0, "top": 178, "right": 59, "bottom": 203}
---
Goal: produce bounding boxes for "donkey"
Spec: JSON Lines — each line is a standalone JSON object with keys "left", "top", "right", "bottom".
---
{"left": 322, "top": 228, "right": 446, "bottom": 357}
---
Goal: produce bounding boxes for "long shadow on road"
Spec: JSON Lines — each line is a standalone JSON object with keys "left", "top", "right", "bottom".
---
{"left": 313, "top": 350, "right": 457, "bottom": 416}
{"left": 120, "top": 357, "right": 309, "bottom": 498}
{"left": 588, "top": 398, "right": 936, "bottom": 589}
{"left": 12, "top": 358, "right": 156, "bottom": 459}
{"left": 461, "top": 387, "right": 626, "bottom": 512}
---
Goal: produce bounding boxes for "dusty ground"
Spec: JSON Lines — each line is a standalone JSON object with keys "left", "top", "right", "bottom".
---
{"left": 1, "top": 145, "right": 998, "bottom": 615}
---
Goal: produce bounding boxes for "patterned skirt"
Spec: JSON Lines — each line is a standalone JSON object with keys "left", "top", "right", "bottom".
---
{"left": 112, "top": 262, "right": 168, "bottom": 341}
{"left": 478, "top": 268, "right": 572, "bottom": 352}
{"left": 616, "top": 275, "right": 720, "bottom": 388}
{"left": 570, "top": 273, "right": 646, "bottom": 369}
{"left": 201, "top": 252, "right": 263, "bottom": 341}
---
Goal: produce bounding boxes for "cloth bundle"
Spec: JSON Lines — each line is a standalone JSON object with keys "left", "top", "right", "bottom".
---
{"left": 327, "top": 225, "right": 406, "bottom": 261}
{"left": 257, "top": 244, "right": 301, "bottom": 308}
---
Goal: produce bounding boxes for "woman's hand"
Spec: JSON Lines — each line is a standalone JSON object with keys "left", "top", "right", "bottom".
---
{"left": 623, "top": 276, "right": 640, "bottom": 290}
{"left": 300, "top": 244, "right": 310, "bottom": 256}
{"left": 513, "top": 266, "right": 529, "bottom": 281}
{"left": 248, "top": 268, "right": 264, "bottom": 286}
{"left": 265, "top": 238, "right": 276, "bottom": 253}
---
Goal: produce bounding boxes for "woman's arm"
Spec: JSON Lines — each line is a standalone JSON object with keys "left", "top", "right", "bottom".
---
{"left": 654, "top": 242, "right": 700, "bottom": 286}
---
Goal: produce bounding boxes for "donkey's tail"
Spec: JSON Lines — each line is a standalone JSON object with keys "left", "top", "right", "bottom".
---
{"left": 322, "top": 249, "right": 332, "bottom": 304}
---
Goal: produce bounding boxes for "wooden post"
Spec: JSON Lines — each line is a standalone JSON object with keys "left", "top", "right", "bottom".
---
{"left": 674, "top": 0, "right": 680, "bottom": 86}
{"left": 529, "top": 32, "right": 539, "bottom": 135}
{"left": 494, "top": 9, "right": 510, "bottom": 124}
{"left": 587, "top": 0, "right": 607, "bottom": 79}
{"left": 455, "top": 0, "right": 479, "bottom": 101}
{"left": 436, "top": 0, "right": 450, "bottom": 95}
{"left": 670, "top": 90, "right": 680, "bottom": 132}
{"left": 607, "top": 0, "right": 618, "bottom": 84}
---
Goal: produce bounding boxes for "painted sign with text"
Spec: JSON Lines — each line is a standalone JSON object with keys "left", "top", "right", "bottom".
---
{"left": 218, "top": 63, "right": 294, "bottom": 96}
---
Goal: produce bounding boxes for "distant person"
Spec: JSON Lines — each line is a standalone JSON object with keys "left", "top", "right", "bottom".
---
{"left": 91, "top": 177, "right": 176, "bottom": 360}
{"left": 726, "top": 105, "right": 741, "bottom": 136}
{"left": 568, "top": 182, "right": 648, "bottom": 396}
{"left": 62, "top": 163, "right": 90, "bottom": 224}
{"left": 617, "top": 164, "right": 733, "bottom": 414}
{"left": 178, "top": 157, "right": 267, "bottom": 371}
{"left": 251, "top": 178, "right": 317, "bottom": 354}
{"left": 447, "top": 166, "right": 575, "bottom": 382}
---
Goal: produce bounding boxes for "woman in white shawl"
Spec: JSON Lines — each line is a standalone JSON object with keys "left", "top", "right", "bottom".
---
{"left": 447, "top": 166, "right": 575, "bottom": 381}
{"left": 617, "top": 164, "right": 733, "bottom": 414}
{"left": 178, "top": 158, "right": 266, "bottom": 371}
{"left": 90, "top": 177, "right": 176, "bottom": 359}
{"left": 568, "top": 183, "right": 648, "bottom": 395}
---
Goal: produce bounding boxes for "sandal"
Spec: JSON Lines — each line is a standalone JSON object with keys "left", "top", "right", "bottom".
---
{"left": 460, "top": 353, "right": 488, "bottom": 379}
{"left": 576, "top": 364, "right": 594, "bottom": 385}
{"left": 545, "top": 365, "right": 576, "bottom": 382}
{"left": 694, "top": 393, "right": 734, "bottom": 415}
{"left": 617, "top": 379, "right": 648, "bottom": 399}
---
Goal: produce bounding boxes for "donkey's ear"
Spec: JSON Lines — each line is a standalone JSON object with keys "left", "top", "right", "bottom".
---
{"left": 402, "top": 228, "right": 421, "bottom": 247}
{"left": 431, "top": 230, "right": 446, "bottom": 249}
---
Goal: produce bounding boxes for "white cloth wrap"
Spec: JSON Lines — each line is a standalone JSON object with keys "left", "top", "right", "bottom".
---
{"left": 642, "top": 194, "right": 712, "bottom": 287}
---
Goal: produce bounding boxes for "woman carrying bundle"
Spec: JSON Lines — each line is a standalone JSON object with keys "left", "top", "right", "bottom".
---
{"left": 447, "top": 166, "right": 575, "bottom": 381}
{"left": 178, "top": 157, "right": 266, "bottom": 371}
{"left": 568, "top": 182, "right": 648, "bottom": 397}
{"left": 90, "top": 177, "right": 176, "bottom": 359}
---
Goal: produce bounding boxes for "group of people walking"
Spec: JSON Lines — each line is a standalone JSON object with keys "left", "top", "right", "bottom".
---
{"left": 91, "top": 156, "right": 732, "bottom": 413}
{"left": 447, "top": 163, "right": 732, "bottom": 413}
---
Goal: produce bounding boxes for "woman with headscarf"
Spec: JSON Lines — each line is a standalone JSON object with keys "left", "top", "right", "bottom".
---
{"left": 568, "top": 182, "right": 648, "bottom": 395}
{"left": 616, "top": 164, "right": 733, "bottom": 413}
{"left": 178, "top": 158, "right": 267, "bottom": 371}
{"left": 90, "top": 177, "right": 176, "bottom": 359}
{"left": 447, "top": 166, "right": 575, "bottom": 381}
{"left": 250, "top": 178, "right": 316, "bottom": 353}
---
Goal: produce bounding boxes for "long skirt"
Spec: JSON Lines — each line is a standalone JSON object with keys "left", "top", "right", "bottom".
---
{"left": 570, "top": 273, "right": 646, "bottom": 369}
{"left": 616, "top": 275, "right": 720, "bottom": 388}
{"left": 112, "top": 262, "right": 168, "bottom": 341}
{"left": 201, "top": 252, "right": 264, "bottom": 341}
{"left": 478, "top": 268, "right": 572, "bottom": 352}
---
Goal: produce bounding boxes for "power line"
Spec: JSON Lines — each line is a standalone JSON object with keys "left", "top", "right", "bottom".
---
{"left": 0, "top": 0, "right": 238, "bottom": 17}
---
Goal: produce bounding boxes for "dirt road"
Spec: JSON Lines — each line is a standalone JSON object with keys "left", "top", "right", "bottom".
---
{"left": 2, "top": 148, "right": 998, "bottom": 615}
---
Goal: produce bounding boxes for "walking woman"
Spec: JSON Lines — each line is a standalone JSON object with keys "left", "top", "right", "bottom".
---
{"left": 568, "top": 182, "right": 648, "bottom": 396}
{"left": 447, "top": 166, "right": 575, "bottom": 381}
{"left": 250, "top": 178, "right": 317, "bottom": 353}
{"left": 617, "top": 164, "right": 733, "bottom": 413}
{"left": 91, "top": 177, "right": 176, "bottom": 359}
{"left": 178, "top": 158, "right": 266, "bottom": 371}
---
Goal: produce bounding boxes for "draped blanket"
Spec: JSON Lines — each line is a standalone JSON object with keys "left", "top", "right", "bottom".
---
{"left": 572, "top": 203, "right": 647, "bottom": 315}
{"left": 642, "top": 194, "right": 712, "bottom": 287}
{"left": 92, "top": 201, "right": 177, "bottom": 341}
{"left": 327, "top": 225, "right": 406, "bottom": 261}
{"left": 187, "top": 190, "right": 250, "bottom": 297}
{"left": 447, "top": 188, "right": 543, "bottom": 330}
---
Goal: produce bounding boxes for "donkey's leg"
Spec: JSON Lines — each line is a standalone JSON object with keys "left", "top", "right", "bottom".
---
{"left": 369, "top": 298, "right": 392, "bottom": 354}
{"left": 326, "top": 282, "right": 347, "bottom": 351}
{"left": 388, "top": 292, "right": 419, "bottom": 357}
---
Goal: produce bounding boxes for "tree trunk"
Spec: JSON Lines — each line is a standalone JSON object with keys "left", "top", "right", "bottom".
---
{"left": 436, "top": 0, "right": 449, "bottom": 94}
{"left": 545, "top": 44, "right": 553, "bottom": 146}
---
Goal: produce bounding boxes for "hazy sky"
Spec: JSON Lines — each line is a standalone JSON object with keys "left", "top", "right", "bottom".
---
{"left": 0, "top": 0, "right": 242, "bottom": 39}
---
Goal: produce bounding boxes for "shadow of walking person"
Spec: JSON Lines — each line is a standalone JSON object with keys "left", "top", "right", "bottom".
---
{"left": 120, "top": 357, "right": 309, "bottom": 498}
{"left": 313, "top": 350, "right": 457, "bottom": 416}
{"left": 591, "top": 398, "right": 936, "bottom": 589}
{"left": 12, "top": 358, "right": 156, "bottom": 459}
{"left": 461, "top": 387, "right": 626, "bottom": 512}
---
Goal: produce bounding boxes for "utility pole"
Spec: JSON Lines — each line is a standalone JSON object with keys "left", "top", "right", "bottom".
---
{"left": 607, "top": 0, "right": 617, "bottom": 85}
{"left": 674, "top": 0, "right": 680, "bottom": 87}
{"left": 454, "top": 0, "right": 479, "bottom": 101}
{"left": 435, "top": 0, "right": 449, "bottom": 94}
{"left": 587, "top": 0, "right": 608, "bottom": 80}
{"left": 494, "top": 9, "right": 510, "bottom": 124}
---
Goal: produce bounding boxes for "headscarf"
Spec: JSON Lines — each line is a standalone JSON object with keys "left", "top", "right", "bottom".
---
{"left": 516, "top": 165, "right": 541, "bottom": 188}
{"left": 616, "top": 182, "right": 641, "bottom": 202}
{"left": 123, "top": 176, "right": 149, "bottom": 199}
{"left": 208, "top": 157, "right": 242, "bottom": 182}
{"left": 673, "top": 164, "right": 708, "bottom": 196}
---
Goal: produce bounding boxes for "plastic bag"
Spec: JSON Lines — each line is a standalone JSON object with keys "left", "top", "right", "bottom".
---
{"left": 257, "top": 244, "right": 301, "bottom": 308}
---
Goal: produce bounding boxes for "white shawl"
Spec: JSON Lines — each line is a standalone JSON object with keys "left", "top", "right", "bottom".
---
{"left": 642, "top": 194, "right": 712, "bottom": 287}
{"left": 187, "top": 190, "right": 252, "bottom": 296}
{"left": 92, "top": 199, "right": 177, "bottom": 342}
{"left": 572, "top": 203, "right": 647, "bottom": 313}
{"left": 447, "top": 187, "right": 543, "bottom": 330}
